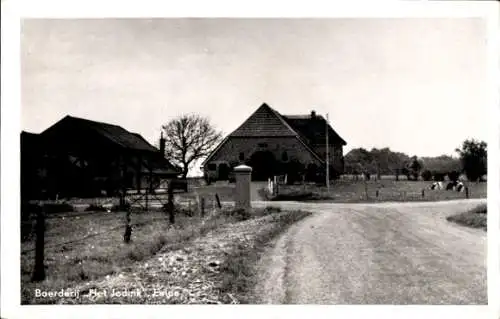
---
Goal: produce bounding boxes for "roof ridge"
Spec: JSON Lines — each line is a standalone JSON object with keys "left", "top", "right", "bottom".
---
{"left": 67, "top": 115, "right": 125, "bottom": 130}
{"left": 265, "top": 104, "right": 301, "bottom": 137}
{"left": 229, "top": 102, "right": 298, "bottom": 137}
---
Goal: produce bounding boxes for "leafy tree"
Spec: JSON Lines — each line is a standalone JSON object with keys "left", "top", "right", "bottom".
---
{"left": 406, "top": 156, "right": 423, "bottom": 181}
{"left": 433, "top": 172, "right": 446, "bottom": 181}
{"left": 421, "top": 155, "right": 461, "bottom": 174}
{"left": 421, "top": 169, "right": 432, "bottom": 181}
{"left": 161, "top": 114, "right": 223, "bottom": 178}
{"left": 455, "top": 139, "right": 487, "bottom": 182}
{"left": 447, "top": 170, "right": 460, "bottom": 182}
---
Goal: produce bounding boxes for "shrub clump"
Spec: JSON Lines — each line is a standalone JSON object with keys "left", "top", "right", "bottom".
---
{"left": 421, "top": 170, "right": 432, "bottom": 181}
{"left": 85, "top": 204, "right": 108, "bottom": 212}
{"left": 224, "top": 208, "right": 252, "bottom": 221}
{"left": 110, "top": 203, "right": 131, "bottom": 212}
{"left": 174, "top": 206, "right": 196, "bottom": 217}
{"left": 42, "top": 202, "right": 74, "bottom": 214}
{"left": 273, "top": 191, "right": 314, "bottom": 201}
{"left": 446, "top": 204, "right": 486, "bottom": 230}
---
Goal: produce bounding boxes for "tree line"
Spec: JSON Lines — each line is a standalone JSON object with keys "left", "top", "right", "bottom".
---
{"left": 344, "top": 139, "right": 487, "bottom": 182}
{"left": 159, "top": 114, "right": 487, "bottom": 183}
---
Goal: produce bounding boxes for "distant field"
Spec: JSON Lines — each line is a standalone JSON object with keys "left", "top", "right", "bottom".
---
{"left": 266, "top": 180, "right": 487, "bottom": 203}
{"left": 29, "top": 178, "right": 487, "bottom": 210}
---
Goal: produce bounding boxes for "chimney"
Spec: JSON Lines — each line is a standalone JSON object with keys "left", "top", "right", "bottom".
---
{"left": 159, "top": 132, "right": 166, "bottom": 157}
{"left": 311, "top": 110, "right": 316, "bottom": 119}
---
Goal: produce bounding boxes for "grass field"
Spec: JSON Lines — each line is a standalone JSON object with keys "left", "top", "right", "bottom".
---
{"left": 21, "top": 205, "right": 311, "bottom": 304}
{"left": 262, "top": 180, "right": 487, "bottom": 203}
{"left": 21, "top": 207, "right": 236, "bottom": 304}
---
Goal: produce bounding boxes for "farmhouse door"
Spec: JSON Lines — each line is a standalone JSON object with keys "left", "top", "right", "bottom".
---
{"left": 248, "top": 151, "right": 277, "bottom": 181}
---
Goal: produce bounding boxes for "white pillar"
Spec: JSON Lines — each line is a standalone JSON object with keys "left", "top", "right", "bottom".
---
{"left": 234, "top": 165, "right": 252, "bottom": 210}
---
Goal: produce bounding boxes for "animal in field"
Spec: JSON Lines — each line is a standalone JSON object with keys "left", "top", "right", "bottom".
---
{"left": 430, "top": 181, "right": 443, "bottom": 190}
{"left": 445, "top": 181, "right": 465, "bottom": 192}
{"left": 446, "top": 181, "right": 456, "bottom": 190}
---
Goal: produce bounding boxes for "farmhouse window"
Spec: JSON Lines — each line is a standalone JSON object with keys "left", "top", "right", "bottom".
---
{"left": 239, "top": 152, "right": 245, "bottom": 161}
{"left": 207, "top": 163, "right": 217, "bottom": 171}
{"left": 258, "top": 143, "right": 268, "bottom": 148}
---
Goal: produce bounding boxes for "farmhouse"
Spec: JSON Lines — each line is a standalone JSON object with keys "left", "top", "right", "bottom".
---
{"left": 202, "top": 103, "right": 347, "bottom": 182}
{"left": 21, "top": 115, "right": 180, "bottom": 200}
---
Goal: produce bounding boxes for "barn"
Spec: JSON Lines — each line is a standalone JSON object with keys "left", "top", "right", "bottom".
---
{"left": 201, "top": 103, "right": 347, "bottom": 182}
{"left": 21, "top": 115, "right": 181, "bottom": 200}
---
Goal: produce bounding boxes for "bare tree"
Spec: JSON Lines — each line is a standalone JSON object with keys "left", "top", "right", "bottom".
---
{"left": 161, "top": 114, "right": 222, "bottom": 178}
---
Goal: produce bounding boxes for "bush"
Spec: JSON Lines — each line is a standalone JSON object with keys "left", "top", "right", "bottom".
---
{"left": 433, "top": 172, "right": 446, "bottom": 181}
{"left": 257, "top": 187, "right": 273, "bottom": 200}
{"left": 273, "top": 191, "right": 314, "bottom": 201}
{"left": 446, "top": 204, "right": 486, "bottom": 230}
{"left": 85, "top": 204, "right": 108, "bottom": 212}
{"left": 175, "top": 206, "right": 195, "bottom": 217}
{"left": 42, "top": 202, "right": 74, "bottom": 214}
{"left": 21, "top": 202, "right": 42, "bottom": 221}
{"left": 263, "top": 206, "right": 281, "bottom": 214}
{"left": 421, "top": 170, "right": 432, "bottom": 181}
{"left": 111, "top": 203, "right": 130, "bottom": 212}
{"left": 447, "top": 170, "right": 460, "bottom": 182}
{"left": 224, "top": 208, "right": 252, "bottom": 221}
{"left": 285, "top": 160, "right": 305, "bottom": 184}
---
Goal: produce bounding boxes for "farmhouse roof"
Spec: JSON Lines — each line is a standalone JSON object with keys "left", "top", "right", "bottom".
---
{"left": 229, "top": 103, "right": 346, "bottom": 145}
{"left": 282, "top": 114, "right": 347, "bottom": 146}
{"left": 202, "top": 103, "right": 347, "bottom": 166}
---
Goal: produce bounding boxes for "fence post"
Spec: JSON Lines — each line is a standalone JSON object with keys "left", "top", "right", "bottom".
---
{"left": 124, "top": 209, "right": 132, "bottom": 243}
{"left": 215, "top": 193, "right": 221, "bottom": 209}
{"left": 422, "top": 189, "right": 425, "bottom": 198}
{"left": 465, "top": 186, "right": 469, "bottom": 199}
{"left": 32, "top": 209, "right": 46, "bottom": 282}
{"left": 167, "top": 181, "right": 175, "bottom": 224}
{"left": 201, "top": 197, "right": 205, "bottom": 217}
{"left": 274, "top": 176, "right": 279, "bottom": 196}
{"left": 119, "top": 191, "right": 125, "bottom": 208}
{"left": 376, "top": 190, "right": 379, "bottom": 198}
{"left": 364, "top": 180, "right": 369, "bottom": 200}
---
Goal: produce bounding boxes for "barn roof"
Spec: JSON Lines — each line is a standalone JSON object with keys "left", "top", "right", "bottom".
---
{"left": 38, "top": 115, "right": 181, "bottom": 175}
{"left": 42, "top": 115, "right": 160, "bottom": 153}
{"left": 21, "top": 131, "right": 41, "bottom": 145}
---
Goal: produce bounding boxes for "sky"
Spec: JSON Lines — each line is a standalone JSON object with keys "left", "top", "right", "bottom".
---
{"left": 21, "top": 18, "right": 490, "bottom": 175}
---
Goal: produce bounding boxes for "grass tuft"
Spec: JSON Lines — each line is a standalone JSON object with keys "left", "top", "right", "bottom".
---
{"left": 446, "top": 204, "right": 487, "bottom": 230}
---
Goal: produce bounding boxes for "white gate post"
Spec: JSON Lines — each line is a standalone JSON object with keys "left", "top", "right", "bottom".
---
{"left": 234, "top": 165, "right": 252, "bottom": 210}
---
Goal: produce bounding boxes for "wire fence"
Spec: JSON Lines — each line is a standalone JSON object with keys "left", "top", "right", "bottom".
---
{"left": 21, "top": 190, "right": 228, "bottom": 282}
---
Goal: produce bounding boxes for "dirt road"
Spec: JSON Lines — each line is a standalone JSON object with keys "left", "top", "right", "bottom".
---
{"left": 253, "top": 199, "right": 487, "bottom": 304}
